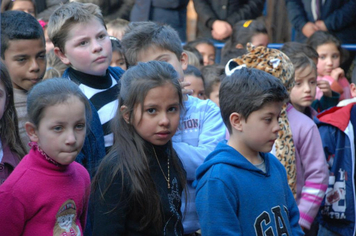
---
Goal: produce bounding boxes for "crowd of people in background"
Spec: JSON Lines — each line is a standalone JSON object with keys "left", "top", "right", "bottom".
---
{"left": 0, "top": 0, "right": 356, "bottom": 235}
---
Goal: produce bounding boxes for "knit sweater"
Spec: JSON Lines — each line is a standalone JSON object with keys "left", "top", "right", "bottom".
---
{"left": 0, "top": 146, "right": 90, "bottom": 236}
{"left": 13, "top": 88, "right": 30, "bottom": 152}
{"left": 195, "top": 141, "right": 304, "bottom": 235}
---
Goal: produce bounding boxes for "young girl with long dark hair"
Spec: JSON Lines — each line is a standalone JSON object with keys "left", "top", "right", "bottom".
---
{"left": 91, "top": 61, "right": 187, "bottom": 235}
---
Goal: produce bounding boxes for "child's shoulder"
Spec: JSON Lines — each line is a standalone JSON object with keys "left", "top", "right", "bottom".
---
{"left": 185, "top": 95, "right": 220, "bottom": 113}
{"left": 108, "top": 66, "right": 125, "bottom": 80}
{"left": 287, "top": 103, "right": 317, "bottom": 130}
{"left": 70, "top": 161, "right": 90, "bottom": 182}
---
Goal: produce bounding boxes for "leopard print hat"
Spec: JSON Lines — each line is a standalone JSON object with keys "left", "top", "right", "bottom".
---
{"left": 225, "top": 43, "right": 295, "bottom": 92}
{"left": 225, "top": 43, "right": 297, "bottom": 197}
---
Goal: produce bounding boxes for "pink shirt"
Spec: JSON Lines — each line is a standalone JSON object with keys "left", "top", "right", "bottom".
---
{"left": 315, "top": 75, "right": 351, "bottom": 101}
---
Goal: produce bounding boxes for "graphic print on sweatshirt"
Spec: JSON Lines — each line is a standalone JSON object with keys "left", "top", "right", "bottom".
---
{"left": 321, "top": 168, "right": 347, "bottom": 220}
{"left": 178, "top": 116, "right": 200, "bottom": 133}
{"left": 254, "top": 205, "right": 290, "bottom": 236}
{"left": 54, "top": 199, "right": 81, "bottom": 236}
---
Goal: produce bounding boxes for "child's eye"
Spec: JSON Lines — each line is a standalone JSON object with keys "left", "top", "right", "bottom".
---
{"left": 53, "top": 126, "right": 63, "bottom": 132}
{"left": 16, "top": 57, "right": 26, "bottom": 62}
{"left": 168, "top": 107, "right": 178, "bottom": 112}
{"left": 319, "top": 55, "right": 326, "bottom": 60}
{"left": 79, "top": 41, "right": 88, "bottom": 46}
{"left": 75, "top": 123, "right": 85, "bottom": 130}
{"left": 38, "top": 54, "right": 46, "bottom": 60}
{"left": 147, "top": 108, "right": 156, "bottom": 114}
{"left": 295, "top": 82, "right": 301, "bottom": 86}
{"left": 98, "top": 34, "right": 107, "bottom": 40}
{"left": 264, "top": 118, "right": 272, "bottom": 123}
{"left": 332, "top": 54, "right": 339, "bottom": 59}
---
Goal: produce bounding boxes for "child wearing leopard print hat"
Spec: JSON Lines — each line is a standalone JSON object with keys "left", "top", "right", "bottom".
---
{"left": 225, "top": 44, "right": 329, "bottom": 232}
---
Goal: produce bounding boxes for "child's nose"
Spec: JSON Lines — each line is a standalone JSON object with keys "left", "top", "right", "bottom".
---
{"left": 92, "top": 39, "right": 103, "bottom": 53}
{"left": 159, "top": 113, "right": 170, "bottom": 126}
{"left": 273, "top": 119, "right": 281, "bottom": 133}
{"left": 65, "top": 130, "right": 76, "bottom": 145}
{"left": 29, "top": 58, "right": 40, "bottom": 72}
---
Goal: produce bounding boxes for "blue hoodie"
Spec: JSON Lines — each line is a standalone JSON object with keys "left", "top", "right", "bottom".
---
{"left": 195, "top": 141, "right": 304, "bottom": 236}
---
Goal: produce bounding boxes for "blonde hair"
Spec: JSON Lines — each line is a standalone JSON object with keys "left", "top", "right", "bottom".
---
{"left": 184, "top": 50, "right": 201, "bottom": 68}
{"left": 106, "top": 18, "right": 129, "bottom": 39}
{"left": 43, "top": 49, "right": 68, "bottom": 80}
{"left": 47, "top": 2, "right": 105, "bottom": 52}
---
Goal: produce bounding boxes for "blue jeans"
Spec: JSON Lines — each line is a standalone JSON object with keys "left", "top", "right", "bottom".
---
{"left": 317, "top": 224, "right": 342, "bottom": 236}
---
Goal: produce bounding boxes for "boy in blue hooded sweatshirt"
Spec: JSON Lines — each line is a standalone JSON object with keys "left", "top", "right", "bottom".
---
{"left": 195, "top": 67, "right": 304, "bottom": 235}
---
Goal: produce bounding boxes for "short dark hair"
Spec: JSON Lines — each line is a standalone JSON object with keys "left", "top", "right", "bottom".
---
{"left": 307, "top": 31, "right": 343, "bottom": 60}
{"left": 185, "top": 38, "right": 215, "bottom": 50}
{"left": 231, "top": 20, "right": 267, "bottom": 48}
{"left": 1, "top": 10, "right": 45, "bottom": 59}
{"left": 184, "top": 65, "right": 203, "bottom": 81}
{"left": 220, "top": 48, "right": 247, "bottom": 66}
{"left": 201, "top": 65, "right": 225, "bottom": 97}
{"left": 121, "top": 21, "right": 183, "bottom": 66}
{"left": 1, "top": 0, "right": 37, "bottom": 16}
{"left": 281, "top": 42, "right": 319, "bottom": 60}
{"left": 220, "top": 67, "right": 289, "bottom": 133}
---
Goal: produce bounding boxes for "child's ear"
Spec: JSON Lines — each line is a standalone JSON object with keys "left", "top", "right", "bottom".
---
{"left": 54, "top": 47, "right": 71, "bottom": 65}
{"left": 180, "top": 51, "right": 188, "bottom": 71}
{"left": 235, "top": 44, "right": 244, "bottom": 49}
{"left": 350, "top": 83, "right": 356, "bottom": 97}
{"left": 230, "top": 112, "right": 243, "bottom": 132}
{"left": 120, "top": 105, "right": 130, "bottom": 124}
{"left": 25, "top": 122, "right": 39, "bottom": 142}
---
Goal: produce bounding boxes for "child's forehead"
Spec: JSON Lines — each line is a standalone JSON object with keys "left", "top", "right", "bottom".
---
{"left": 295, "top": 65, "right": 316, "bottom": 78}
{"left": 137, "top": 46, "right": 177, "bottom": 62}
{"left": 258, "top": 101, "right": 283, "bottom": 114}
{"left": 66, "top": 17, "right": 105, "bottom": 34}
{"left": 6, "top": 38, "right": 45, "bottom": 55}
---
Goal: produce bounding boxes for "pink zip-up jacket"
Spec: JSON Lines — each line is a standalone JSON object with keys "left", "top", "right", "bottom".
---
{"left": 286, "top": 104, "right": 329, "bottom": 229}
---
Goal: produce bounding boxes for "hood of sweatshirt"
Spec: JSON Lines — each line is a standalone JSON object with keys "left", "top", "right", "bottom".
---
{"left": 196, "top": 141, "right": 271, "bottom": 182}
{"left": 315, "top": 102, "right": 356, "bottom": 131}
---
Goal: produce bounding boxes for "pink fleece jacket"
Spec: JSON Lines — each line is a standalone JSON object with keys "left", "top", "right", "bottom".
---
{"left": 0, "top": 147, "right": 90, "bottom": 236}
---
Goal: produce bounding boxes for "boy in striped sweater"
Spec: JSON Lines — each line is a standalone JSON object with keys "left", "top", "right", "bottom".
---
{"left": 48, "top": 2, "right": 124, "bottom": 177}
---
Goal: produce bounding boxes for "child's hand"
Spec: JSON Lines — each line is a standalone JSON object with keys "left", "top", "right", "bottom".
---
{"left": 180, "top": 81, "right": 193, "bottom": 96}
{"left": 317, "top": 80, "right": 332, "bottom": 97}
{"left": 331, "top": 68, "right": 344, "bottom": 81}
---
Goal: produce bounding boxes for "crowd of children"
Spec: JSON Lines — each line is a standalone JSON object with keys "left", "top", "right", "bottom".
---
{"left": 1, "top": 1, "right": 356, "bottom": 236}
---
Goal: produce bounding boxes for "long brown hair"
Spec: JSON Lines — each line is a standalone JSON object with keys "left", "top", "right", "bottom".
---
{"left": 0, "top": 61, "right": 27, "bottom": 159}
{"left": 92, "top": 61, "right": 186, "bottom": 230}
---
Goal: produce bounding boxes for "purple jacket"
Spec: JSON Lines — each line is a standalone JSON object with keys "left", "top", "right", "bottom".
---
{"left": 287, "top": 104, "right": 329, "bottom": 229}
